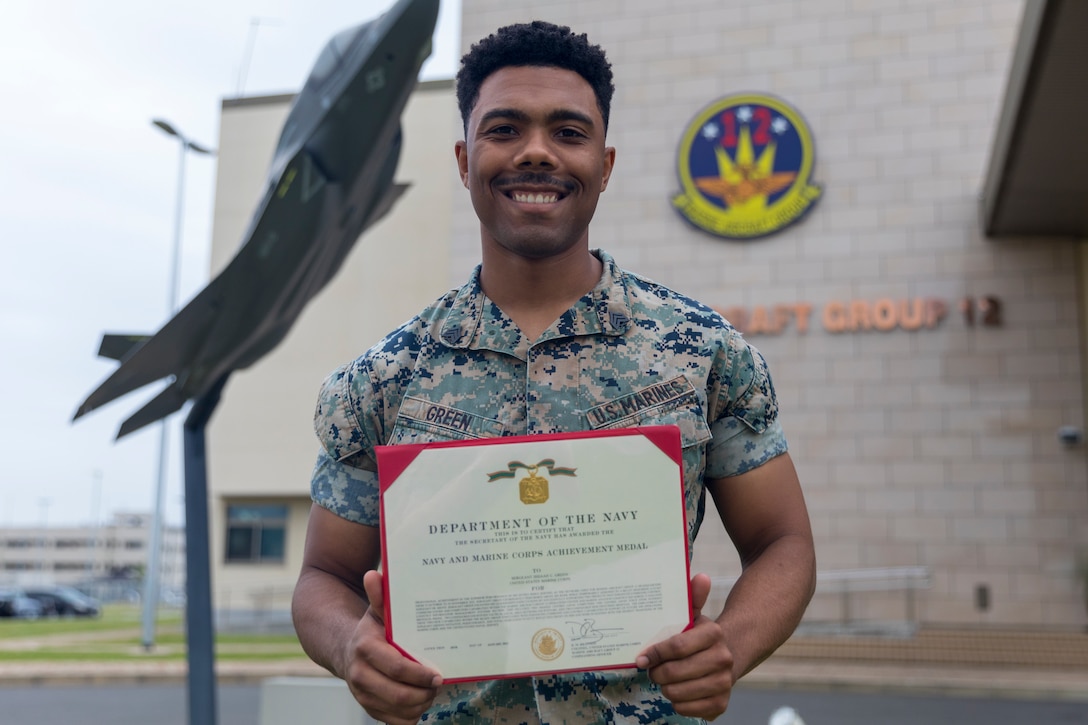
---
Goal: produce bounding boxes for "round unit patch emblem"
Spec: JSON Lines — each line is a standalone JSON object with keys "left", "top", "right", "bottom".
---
{"left": 672, "top": 93, "right": 821, "bottom": 239}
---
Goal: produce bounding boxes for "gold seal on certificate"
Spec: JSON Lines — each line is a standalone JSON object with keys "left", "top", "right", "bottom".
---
{"left": 531, "top": 628, "right": 565, "bottom": 661}
{"left": 376, "top": 426, "right": 692, "bottom": 684}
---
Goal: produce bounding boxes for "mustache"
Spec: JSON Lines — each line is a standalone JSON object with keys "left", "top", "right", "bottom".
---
{"left": 495, "top": 173, "right": 576, "bottom": 193}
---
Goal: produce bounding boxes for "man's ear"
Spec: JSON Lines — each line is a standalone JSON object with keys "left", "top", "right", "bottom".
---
{"left": 600, "top": 146, "right": 616, "bottom": 192}
{"left": 454, "top": 140, "right": 470, "bottom": 188}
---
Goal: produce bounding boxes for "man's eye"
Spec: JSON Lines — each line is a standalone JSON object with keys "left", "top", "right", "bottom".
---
{"left": 557, "top": 128, "right": 586, "bottom": 139}
{"left": 488, "top": 125, "right": 517, "bottom": 135}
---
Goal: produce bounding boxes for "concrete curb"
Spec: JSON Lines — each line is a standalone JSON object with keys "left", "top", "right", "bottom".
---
{"left": 743, "top": 660, "right": 1088, "bottom": 702}
{"left": 0, "top": 659, "right": 327, "bottom": 688}
{"left": 2, "top": 658, "right": 1086, "bottom": 703}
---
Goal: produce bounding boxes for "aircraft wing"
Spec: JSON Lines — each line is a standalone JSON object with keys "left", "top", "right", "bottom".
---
{"left": 73, "top": 273, "right": 228, "bottom": 422}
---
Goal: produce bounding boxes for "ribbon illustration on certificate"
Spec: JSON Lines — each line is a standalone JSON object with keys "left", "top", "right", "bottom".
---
{"left": 376, "top": 425, "right": 692, "bottom": 683}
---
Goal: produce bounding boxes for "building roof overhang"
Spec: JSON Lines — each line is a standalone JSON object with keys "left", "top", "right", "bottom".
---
{"left": 981, "top": 0, "right": 1088, "bottom": 239}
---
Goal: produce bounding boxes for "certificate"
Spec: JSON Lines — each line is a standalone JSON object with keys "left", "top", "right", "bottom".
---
{"left": 376, "top": 425, "right": 692, "bottom": 683}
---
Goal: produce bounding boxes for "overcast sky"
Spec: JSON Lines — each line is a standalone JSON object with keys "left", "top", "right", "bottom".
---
{"left": 0, "top": 0, "right": 461, "bottom": 527}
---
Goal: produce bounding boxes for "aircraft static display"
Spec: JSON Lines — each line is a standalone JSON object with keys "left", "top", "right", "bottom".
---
{"left": 74, "top": 0, "right": 440, "bottom": 438}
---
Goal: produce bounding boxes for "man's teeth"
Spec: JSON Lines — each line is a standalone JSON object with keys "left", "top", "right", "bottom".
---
{"left": 513, "top": 192, "right": 558, "bottom": 204}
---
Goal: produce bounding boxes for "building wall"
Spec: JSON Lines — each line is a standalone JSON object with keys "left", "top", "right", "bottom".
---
{"left": 206, "top": 81, "right": 457, "bottom": 616}
{"left": 456, "top": 0, "right": 1088, "bottom": 628}
{"left": 204, "top": 1, "right": 1088, "bottom": 630}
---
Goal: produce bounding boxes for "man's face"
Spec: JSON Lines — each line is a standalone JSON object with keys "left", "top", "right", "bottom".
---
{"left": 455, "top": 65, "right": 616, "bottom": 261}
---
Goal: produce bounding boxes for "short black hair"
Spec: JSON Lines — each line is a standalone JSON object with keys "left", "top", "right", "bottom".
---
{"left": 456, "top": 21, "right": 615, "bottom": 135}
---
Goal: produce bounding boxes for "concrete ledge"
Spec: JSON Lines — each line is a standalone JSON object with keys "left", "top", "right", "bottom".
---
{"left": 744, "top": 660, "right": 1088, "bottom": 703}
{"left": 260, "top": 677, "right": 379, "bottom": 725}
{"left": 0, "top": 659, "right": 327, "bottom": 688}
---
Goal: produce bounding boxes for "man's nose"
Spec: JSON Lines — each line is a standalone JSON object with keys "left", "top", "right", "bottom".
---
{"left": 514, "top": 129, "right": 557, "bottom": 167}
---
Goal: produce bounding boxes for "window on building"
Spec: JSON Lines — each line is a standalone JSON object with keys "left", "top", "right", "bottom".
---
{"left": 225, "top": 504, "right": 287, "bottom": 564}
{"left": 54, "top": 562, "right": 87, "bottom": 571}
{"left": 124, "top": 540, "right": 144, "bottom": 550}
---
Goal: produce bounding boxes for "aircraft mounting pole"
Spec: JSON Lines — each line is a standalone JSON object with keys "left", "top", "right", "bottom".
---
{"left": 183, "top": 374, "right": 229, "bottom": 725}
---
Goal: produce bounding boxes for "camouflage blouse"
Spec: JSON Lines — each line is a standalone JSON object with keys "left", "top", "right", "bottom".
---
{"left": 311, "top": 250, "right": 787, "bottom": 724}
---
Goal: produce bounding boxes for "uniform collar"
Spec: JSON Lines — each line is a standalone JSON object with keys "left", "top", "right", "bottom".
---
{"left": 437, "top": 249, "right": 633, "bottom": 351}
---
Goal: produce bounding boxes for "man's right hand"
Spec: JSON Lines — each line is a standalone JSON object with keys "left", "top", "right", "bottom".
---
{"left": 343, "top": 570, "right": 443, "bottom": 725}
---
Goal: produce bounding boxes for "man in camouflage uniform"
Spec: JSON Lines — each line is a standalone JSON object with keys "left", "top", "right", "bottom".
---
{"left": 292, "top": 21, "right": 815, "bottom": 725}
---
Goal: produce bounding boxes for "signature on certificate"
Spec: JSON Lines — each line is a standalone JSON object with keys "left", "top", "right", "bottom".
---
{"left": 567, "top": 618, "right": 625, "bottom": 644}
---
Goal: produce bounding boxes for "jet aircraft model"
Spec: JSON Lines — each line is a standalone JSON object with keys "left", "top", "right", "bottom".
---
{"left": 74, "top": 0, "right": 440, "bottom": 438}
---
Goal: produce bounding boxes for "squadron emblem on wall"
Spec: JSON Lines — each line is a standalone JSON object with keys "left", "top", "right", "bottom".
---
{"left": 673, "top": 93, "right": 822, "bottom": 239}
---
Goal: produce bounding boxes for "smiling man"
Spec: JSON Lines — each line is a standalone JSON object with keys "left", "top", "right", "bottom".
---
{"left": 292, "top": 21, "right": 815, "bottom": 725}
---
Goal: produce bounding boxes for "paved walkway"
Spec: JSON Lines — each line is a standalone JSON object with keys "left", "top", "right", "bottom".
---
{"left": 746, "top": 626, "right": 1088, "bottom": 701}
{"left": 1, "top": 627, "right": 1085, "bottom": 701}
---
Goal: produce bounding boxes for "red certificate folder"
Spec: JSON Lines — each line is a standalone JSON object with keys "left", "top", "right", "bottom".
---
{"left": 376, "top": 425, "right": 692, "bottom": 683}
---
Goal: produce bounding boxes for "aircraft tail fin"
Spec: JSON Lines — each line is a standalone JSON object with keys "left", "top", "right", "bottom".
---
{"left": 73, "top": 277, "right": 224, "bottom": 422}
{"left": 97, "top": 334, "right": 151, "bottom": 362}
{"left": 116, "top": 385, "right": 188, "bottom": 439}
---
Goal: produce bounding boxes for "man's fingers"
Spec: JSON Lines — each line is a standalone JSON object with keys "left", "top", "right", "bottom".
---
{"left": 359, "top": 701, "right": 432, "bottom": 725}
{"left": 636, "top": 621, "right": 704, "bottom": 670}
{"left": 636, "top": 573, "right": 714, "bottom": 670}
{"left": 362, "top": 569, "right": 385, "bottom": 624}
{"left": 351, "top": 623, "right": 443, "bottom": 690}
{"left": 690, "top": 572, "right": 712, "bottom": 618}
{"left": 353, "top": 570, "right": 444, "bottom": 689}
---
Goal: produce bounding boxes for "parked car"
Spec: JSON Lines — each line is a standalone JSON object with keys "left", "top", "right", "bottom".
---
{"left": 0, "top": 587, "right": 45, "bottom": 619}
{"left": 21, "top": 586, "right": 101, "bottom": 617}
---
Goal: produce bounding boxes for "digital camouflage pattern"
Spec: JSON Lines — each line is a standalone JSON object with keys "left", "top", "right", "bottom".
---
{"left": 311, "top": 250, "right": 787, "bottom": 724}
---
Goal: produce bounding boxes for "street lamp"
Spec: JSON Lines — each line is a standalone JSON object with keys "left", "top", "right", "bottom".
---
{"left": 37, "top": 497, "right": 51, "bottom": 584}
{"left": 143, "top": 119, "right": 214, "bottom": 651}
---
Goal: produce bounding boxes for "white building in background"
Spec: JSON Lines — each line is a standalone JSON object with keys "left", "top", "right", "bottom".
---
{"left": 0, "top": 512, "right": 185, "bottom": 598}
{"left": 204, "top": 1, "right": 1088, "bottom": 631}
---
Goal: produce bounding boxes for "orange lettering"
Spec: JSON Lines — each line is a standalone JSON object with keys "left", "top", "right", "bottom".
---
{"left": 872, "top": 298, "right": 897, "bottom": 331}
{"left": 823, "top": 301, "right": 847, "bottom": 333}
{"left": 771, "top": 305, "right": 793, "bottom": 334}
{"left": 717, "top": 306, "right": 747, "bottom": 333}
{"left": 926, "top": 298, "right": 947, "bottom": 328}
{"left": 793, "top": 303, "right": 812, "bottom": 334}
{"left": 900, "top": 299, "right": 924, "bottom": 330}
{"left": 749, "top": 306, "right": 770, "bottom": 335}
{"left": 849, "top": 299, "right": 871, "bottom": 331}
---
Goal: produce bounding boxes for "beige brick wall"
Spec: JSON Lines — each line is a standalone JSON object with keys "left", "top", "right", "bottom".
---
{"left": 457, "top": 0, "right": 1088, "bottom": 628}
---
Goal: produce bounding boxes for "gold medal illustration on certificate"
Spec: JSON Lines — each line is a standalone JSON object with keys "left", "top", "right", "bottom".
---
{"left": 486, "top": 459, "right": 578, "bottom": 505}
{"left": 520, "top": 465, "right": 548, "bottom": 504}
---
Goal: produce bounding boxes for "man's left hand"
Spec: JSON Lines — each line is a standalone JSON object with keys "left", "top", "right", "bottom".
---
{"left": 635, "top": 573, "right": 734, "bottom": 720}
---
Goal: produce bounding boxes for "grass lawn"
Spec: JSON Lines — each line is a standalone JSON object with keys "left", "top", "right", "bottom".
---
{"left": 0, "top": 604, "right": 176, "bottom": 638}
{"left": 0, "top": 604, "right": 305, "bottom": 662}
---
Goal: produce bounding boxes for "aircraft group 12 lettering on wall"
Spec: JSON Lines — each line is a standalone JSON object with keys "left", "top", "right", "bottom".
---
{"left": 716, "top": 296, "right": 1003, "bottom": 336}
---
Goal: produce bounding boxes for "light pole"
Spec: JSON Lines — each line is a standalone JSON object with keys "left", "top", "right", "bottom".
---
{"left": 143, "top": 119, "right": 213, "bottom": 651}
{"left": 37, "top": 497, "right": 51, "bottom": 585}
{"left": 86, "top": 469, "right": 102, "bottom": 580}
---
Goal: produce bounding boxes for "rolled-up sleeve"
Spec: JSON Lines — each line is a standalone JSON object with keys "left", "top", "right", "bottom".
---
{"left": 310, "top": 449, "right": 381, "bottom": 526}
{"left": 705, "top": 330, "right": 788, "bottom": 479}
{"left": 311, "top": 360, "right": 382, "bottom": 526}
